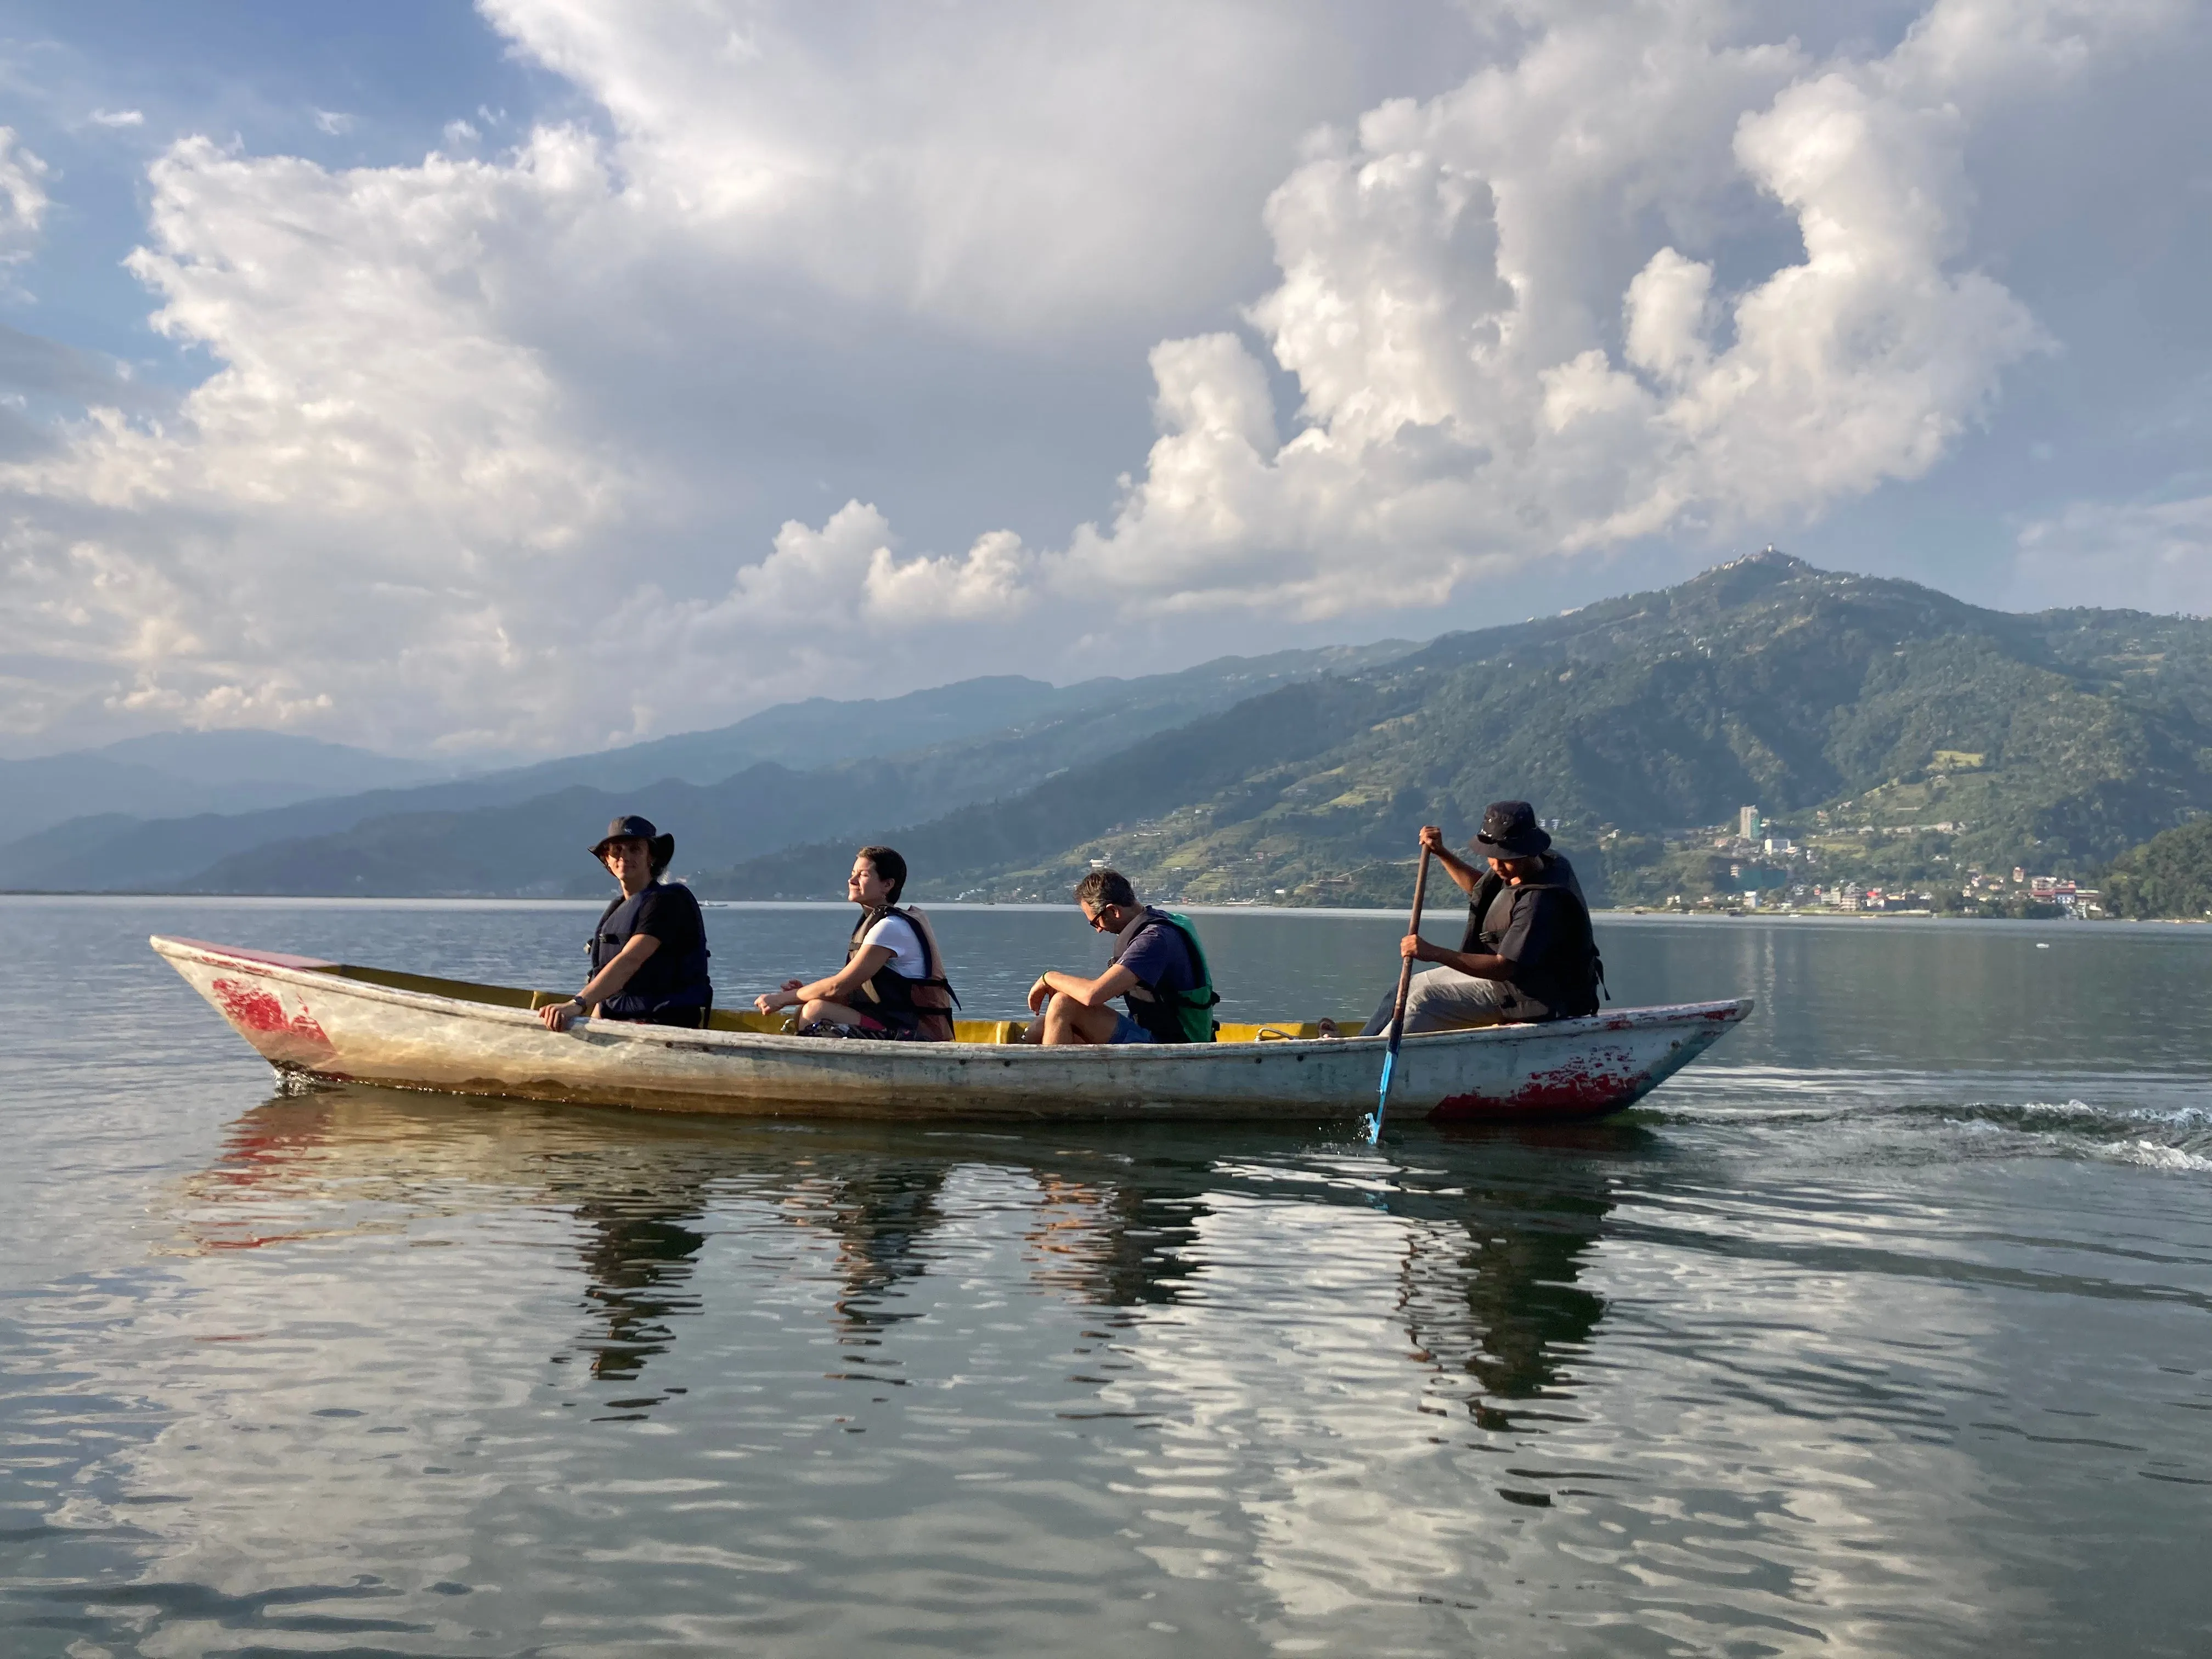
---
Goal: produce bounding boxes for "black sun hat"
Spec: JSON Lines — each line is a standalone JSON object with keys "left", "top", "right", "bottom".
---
{"left": 1473, "top": 800, "right": 1551, "bottom": 858}
{"left": 590, "top": 813, "right": 675, "bottom": 871}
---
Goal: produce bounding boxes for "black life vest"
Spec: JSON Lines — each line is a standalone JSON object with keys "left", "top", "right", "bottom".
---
{"left": 589, "top": 881, "right": 713, "bottom": 1025}
{"left": 1459, "top": 860, "right": 1603, "bottom": 1020}
{"left": 845, "top": 905, "right": 960, "bottom": 1041}
{"left": 1111, "top": 908, "right": 1220, "bottom": 1044}
{"left": 1459, "top": 850, "right": 1587, "bottom": 950}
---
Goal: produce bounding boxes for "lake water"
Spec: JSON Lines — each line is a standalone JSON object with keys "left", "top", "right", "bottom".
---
{"left": 1, "top": 896, "right": 2207, "bottom": 1657}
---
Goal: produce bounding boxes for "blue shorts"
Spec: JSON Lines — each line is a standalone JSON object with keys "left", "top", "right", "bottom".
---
{"left": 1109, "top": 1010, "right": 1156, "bottom": 1045}
{"left": 1039, "top": 994, "right": 1154, "bottom": 1043}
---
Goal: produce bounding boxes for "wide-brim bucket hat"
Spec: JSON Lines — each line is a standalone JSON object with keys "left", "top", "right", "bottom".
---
{"left": 590, "top": 813, "right": 675, "bottom": 871}
{"left": 1473, "top": 799, "right": 1551, "bottom": 858}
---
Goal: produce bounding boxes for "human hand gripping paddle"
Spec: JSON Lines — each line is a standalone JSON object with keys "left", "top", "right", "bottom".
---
{"left": 1365, "top": 840, "right": 1434, "bottom": 1145}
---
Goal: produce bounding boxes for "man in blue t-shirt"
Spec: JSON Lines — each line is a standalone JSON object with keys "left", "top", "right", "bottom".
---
{"left": 1023, "top": 869, "right": 1204, "bottom": 1045}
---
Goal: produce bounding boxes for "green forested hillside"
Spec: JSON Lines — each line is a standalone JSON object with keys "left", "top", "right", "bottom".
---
{"left": 35, "top": 551, "right": 2212, "bottom": 905}
{"left": 2100, "top": 820, "right": 2212, "bottom": 919}
{"left": 695, "top": 553, "right": 2212, "bottom": 907}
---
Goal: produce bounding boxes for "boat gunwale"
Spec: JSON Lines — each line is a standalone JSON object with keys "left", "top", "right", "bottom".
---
{"left": 151, "top": 933, "right": 1754, "bottom": 1063}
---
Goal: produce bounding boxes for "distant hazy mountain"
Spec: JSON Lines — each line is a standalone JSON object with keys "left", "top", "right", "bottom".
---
{"left": 91, "top": 730, "right": 452, "bottom": 793}
{"left": 184, "top": 769, "right": 885, "bottom": 898}
{"left": 0, "top": 641, "right": 1413, "bottom": 893}
{"left": 694, "top": 554, "right": 2212, "bottom": 908}
{"left": 0, "top": 730, "right": 451, "bottom": 845}
{"left": 479, "top": 675, "right": 1063, "bottom": 795}
{"left": 458, "top": 644, "right": 1408, "bottom": 795}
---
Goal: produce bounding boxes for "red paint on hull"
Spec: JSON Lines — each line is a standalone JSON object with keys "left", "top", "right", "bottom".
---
{"left": 1429, "top": 1046, "right": 1648, "bottom": 1121}
{"left": 211, "top": 976, "right": 335, "bottom": 1066}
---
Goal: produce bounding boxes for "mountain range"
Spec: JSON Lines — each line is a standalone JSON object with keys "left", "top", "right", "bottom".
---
{"left": 0, "top": 642, "right": 1410, "bottom": 895}
{"left": 691, "top": 552, "right": 2212, "bottom": 909}
{"left": 0, "top": 730, "right": 452, "bottom": 846}
{"left": 12, "top": 552, "right": 2212, "bottom": 912}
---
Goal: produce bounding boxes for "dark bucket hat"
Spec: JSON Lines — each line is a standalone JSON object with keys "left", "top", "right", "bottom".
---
{"left": 590, "top": 813, "right": 675, "bottom": 870}
{"left": 1474, "top": 800, "right": 1551, "bottom": 858}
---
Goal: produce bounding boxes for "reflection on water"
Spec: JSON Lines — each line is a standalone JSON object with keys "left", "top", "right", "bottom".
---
{"left": 1401, "top": 1136, "right": 1620, "bottom": 1410}
{"left": 812, "top": 1160, "right": 949, "bottom": 1336}
{"left": 179, "top": 1089, "right": 1629, "bottom": 1427}
{"left": 3, "top": 899, "right": 2210, "bottom": 1656}
{"left": 57, "top": 1073, "right": 2198, "bottom": 1656}
{"left": 572, "top": 1199, "right": 707, "bottom": 1389}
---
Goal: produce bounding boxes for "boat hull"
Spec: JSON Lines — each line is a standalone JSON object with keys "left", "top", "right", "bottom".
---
{"left": 153, "top": 935, "right": 1750, "bottom": 1124}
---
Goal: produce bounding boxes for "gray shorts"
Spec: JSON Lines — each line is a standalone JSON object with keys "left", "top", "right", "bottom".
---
{"left": 1361, "top": 966, "right": 1520, "bottom": 1036}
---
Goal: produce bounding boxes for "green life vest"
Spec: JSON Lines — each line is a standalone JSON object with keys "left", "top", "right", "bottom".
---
{"left": 1116, "top": 908, "right": 1220, "bottom": 1044}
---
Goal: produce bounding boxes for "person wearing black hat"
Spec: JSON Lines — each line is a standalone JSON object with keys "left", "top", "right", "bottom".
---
{"left": 1355, "top": 801, "right": 1600, "bottom": 1035}
{"left": 537, "top": 815, "right": 714, "bottom": 1031}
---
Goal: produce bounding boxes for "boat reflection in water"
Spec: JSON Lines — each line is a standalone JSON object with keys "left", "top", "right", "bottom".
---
{"left": 571, "top": 1198, "right": 708, "bottom": 1388}
{"left": 1399, "top": 1124, "right": 1622, "bottom": 1430}
{"left": 173, "top": 1082, "right": 1645, "bottom": 1427}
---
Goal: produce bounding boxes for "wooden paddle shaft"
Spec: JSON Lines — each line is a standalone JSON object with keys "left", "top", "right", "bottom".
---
{"left": 1387, "top": 846, "right": 1435, "bottom": 1036}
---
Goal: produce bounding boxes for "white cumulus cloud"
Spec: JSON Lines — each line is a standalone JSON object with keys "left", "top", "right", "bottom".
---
{"left": 1051, "top": 0, "right": 2113, "bottom": 610}
{"left": 0, "top": 128, "right": 50, "bottom": 261}
{"left": 0, "top": 0, "right": 2198, "bottom": 756}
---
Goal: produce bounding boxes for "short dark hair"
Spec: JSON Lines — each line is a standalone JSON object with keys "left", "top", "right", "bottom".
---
{"left": 1074, "top": 868, "right": 1136, "bottom": 911}
{"left": 857, "top": 845, "right": 906, "bottom": 904}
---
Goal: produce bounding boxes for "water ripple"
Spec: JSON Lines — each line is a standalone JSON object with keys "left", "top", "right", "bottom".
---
{"left": 1, "top": 900, "right": 2209, "bottom": 1656}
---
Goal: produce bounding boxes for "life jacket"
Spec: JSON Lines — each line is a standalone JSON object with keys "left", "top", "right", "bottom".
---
{"left": 590, "top": 880, "right": 714, "bottom": 1025}
{"left": 1458, "top": 850, "right": 1587, "bottom": 950}
{"left": 1110, "top": 907, "right": 1220, "bottom": 1044}
{"left": 1459, "top": 861, "right": 1604, "bottom": 1020}
{"left": 845, "top": 905, "right": 960, "bottom": 1041}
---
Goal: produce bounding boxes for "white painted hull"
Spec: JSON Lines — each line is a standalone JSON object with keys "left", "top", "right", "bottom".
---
{"left": 153, "top": 935, "right": 1751, "bottom": 1124}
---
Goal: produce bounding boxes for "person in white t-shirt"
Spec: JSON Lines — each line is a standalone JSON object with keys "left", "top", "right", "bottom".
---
{"left": 856, "top": 906, "right": 928, "bottom": 979}
{"left": 753, "top": 846, "right": 957, "bottom": 1039}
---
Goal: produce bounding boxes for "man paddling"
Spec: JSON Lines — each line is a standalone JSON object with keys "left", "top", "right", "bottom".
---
{"left": 539, "top": 815, "right": 714, "bottom": 1031}
{"left": 1023, "top": 870, "right": 1219, "bottom": 1045}
{"left": 1358, "top": 802, "right": 1599, "bottom": 1034}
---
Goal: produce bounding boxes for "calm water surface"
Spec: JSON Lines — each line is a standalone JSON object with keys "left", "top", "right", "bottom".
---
{"left": 1, "top": 897, "right": 2207, "bottom": 1656}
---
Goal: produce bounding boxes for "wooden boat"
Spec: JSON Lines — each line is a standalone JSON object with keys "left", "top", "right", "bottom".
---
{"left": 152, "top": 934, "right": 1751, "bottom": 1124}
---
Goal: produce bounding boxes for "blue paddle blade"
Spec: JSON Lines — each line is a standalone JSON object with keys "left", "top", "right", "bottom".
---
{"left": 1369, "top": 1049, "right": 1397, "bottom": 1144}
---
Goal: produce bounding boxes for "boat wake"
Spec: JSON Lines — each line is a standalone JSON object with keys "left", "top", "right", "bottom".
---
{"left": 1636, "top": 1068, "right": 2212, "bottom": 1174}
{"left": 1944, "top": 1099, "right": 2212, "bottom": 1173}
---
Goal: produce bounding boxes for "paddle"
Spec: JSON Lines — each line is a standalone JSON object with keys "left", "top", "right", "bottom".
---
{"left": 1365, "top": 842, "right": 1434, "bottom": 1145}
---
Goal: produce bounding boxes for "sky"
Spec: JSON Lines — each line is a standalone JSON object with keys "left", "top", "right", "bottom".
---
{"left": 0, "top": 0, "right": 2206, "bottom": 760}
